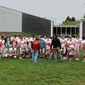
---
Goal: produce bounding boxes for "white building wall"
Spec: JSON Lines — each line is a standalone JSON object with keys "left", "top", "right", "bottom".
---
{"left": 51, "top": 21, "right": 54, "bottom": 37}
{"left": 0, "top": 6, "right": 22, "bottom": 32}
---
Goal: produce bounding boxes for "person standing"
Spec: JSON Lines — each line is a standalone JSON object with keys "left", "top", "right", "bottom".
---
{"left": 67, "top": 35, "right": 74, "bottom": 61}
{"left": 51, "top": 35, "right": 63, "bottom": 62}
{"left": 31, "top": 38, "right": 41, "bottom": 63}
{"left": 81, "top": 37, "right": 85, "bottom": 62}
{"left": 38, "top": 37, "right": 46, "bottom": 58}
{"left": 74, "top": 35, "right": 81, "bottom": 60}
{"left": 1, "top": 36, "right": 5, "bottom": 59}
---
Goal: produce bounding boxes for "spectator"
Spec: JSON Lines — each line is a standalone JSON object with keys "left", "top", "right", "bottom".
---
{"left": 31, "top": 38, "right": 41, "bottom": 63}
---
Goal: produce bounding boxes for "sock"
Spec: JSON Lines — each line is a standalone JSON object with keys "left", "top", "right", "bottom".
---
{"left": 30, "top": 52, "right": 32, "bottom": 57}
{"left": 69, "top": 55, "right": 72, "bottom": 58}
{"left": 26, "top": 53, "right": 28, "bottom": 56}
{"left": 63, "top": 54, "right": 65, "bottom": 57}
{"left": 84, "top": 55, "right": 85, "bottom": 58}
{"left": 25, "top": 52, "right": 26, "bottom": 57}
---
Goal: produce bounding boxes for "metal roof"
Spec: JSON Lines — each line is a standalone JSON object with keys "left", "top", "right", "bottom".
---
{"left": 0, "top": 5, "right": 52, "bottom": 21}
{"left": 54, "top": 25, "right": 79, "bottom": 27}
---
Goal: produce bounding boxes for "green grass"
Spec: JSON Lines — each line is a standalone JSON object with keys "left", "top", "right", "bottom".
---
{"left": 0, "top": 51, "right": 85, "bottom": 85}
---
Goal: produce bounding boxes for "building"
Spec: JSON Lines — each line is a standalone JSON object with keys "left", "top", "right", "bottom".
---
{"left": 53, "top": 20, "right": 85, "bottom": 38}
{"left": 0, "top": 6, "right": 85, "bottom": 38}
{"left": 0, "top": 6, "right": 53, "bottom": 37}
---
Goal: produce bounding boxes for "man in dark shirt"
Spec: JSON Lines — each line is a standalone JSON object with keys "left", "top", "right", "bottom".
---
{"left": 51, "top": 35, "right": 63, "bottom": 62}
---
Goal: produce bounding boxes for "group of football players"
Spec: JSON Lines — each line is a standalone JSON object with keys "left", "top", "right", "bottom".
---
{"left": 0, "top": 34, "right": 85, "bottom": 62}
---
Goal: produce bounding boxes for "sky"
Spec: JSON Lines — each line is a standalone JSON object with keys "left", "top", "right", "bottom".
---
{"left": 0, "top": 0, "right": 85, "bottom": 24}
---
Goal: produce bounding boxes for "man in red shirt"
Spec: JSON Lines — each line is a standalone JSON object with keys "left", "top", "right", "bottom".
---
{"left": 31, "top": 38, "right": 41, "bottom": 63}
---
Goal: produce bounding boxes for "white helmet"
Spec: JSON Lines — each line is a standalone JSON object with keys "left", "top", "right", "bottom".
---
{"left": 14, "top": 56, "right": 17, "bottom": 58}
{"left": 70, "top": 45, "right": 74, "bottom": 49}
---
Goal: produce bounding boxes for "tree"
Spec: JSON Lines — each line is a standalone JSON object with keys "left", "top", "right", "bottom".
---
{"left": 65, "top": 16, "right": 70, "bottom": 22}
{"left": 72, "top": 17, "right": 76, "bottom": 21}
{"left": 83, "top": 14, "right": 85, "bottom": 19}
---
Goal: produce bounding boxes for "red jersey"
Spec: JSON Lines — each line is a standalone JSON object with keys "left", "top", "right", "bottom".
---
{"left": 31, "top": 40, "right": 41, "bottom": 50}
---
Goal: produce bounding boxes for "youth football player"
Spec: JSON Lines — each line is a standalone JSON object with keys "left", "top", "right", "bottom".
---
{"left": 82, "top": 37, "right": 85, "bottom": 62}
{"left": 74, "top": 35, "right": 81, "bottom": 60}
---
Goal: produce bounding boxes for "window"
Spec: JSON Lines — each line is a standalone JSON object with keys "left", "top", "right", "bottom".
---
{"left": 76, "top": 27, "right": 79, "bottom": 35}
{"left": 67, "top": 28, "right": 70, "bottom": 34}
{"left": 62, "top": 27, "right": 65, "bottom": 34}
{"left": 57, "top": 27, "right": 61, "bottom": 34}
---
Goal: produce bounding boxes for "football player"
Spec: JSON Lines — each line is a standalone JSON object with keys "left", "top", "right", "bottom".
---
{"left": 74, "top": 35, "right": 81, "bottom": 60}
{"left": 81, "top": 37, "right": 85, "bottom": 62}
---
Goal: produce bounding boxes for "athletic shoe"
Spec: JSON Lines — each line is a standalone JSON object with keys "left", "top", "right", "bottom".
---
{"left": 77, "top": 58, "right": 80, "bottom": 60}
{"left": 26, "top": 55, "right": 30, "bottom": 58}
{"left": 49, "top": 57, "right": 52, "bottom": 59}
{"left": 75, "top": 58, "right": 78, "bottom": 61}
{"left": 82, "top": 60, "right": 85, "bottom": 62}
{"left": 19, "top": 57, "right": 22, "bottom": 59}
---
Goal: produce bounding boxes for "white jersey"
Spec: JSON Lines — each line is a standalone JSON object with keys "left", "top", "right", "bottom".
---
{"left": 42, "top": 38, "right": 47, "bottom": 43}
{"left": 11, "top": 37, "right": 17, "bottom": 46}
{"left": 17, "top": 38, "right": 21, "bottom": 44}
{"left": 23, "top": 38, "right": 28, "bottom": 47}
{"left": 46, "top": 45, "right": 50, "bottom": 51}
{"left": 82, "top": 40, "right": 85, "bottom": 51}
{"left": 9, "top": 48, "right": 16, "bottom": 53}
{"left": 27, "top": 38, "right": 31, "bottom": 42}
{"left": 46, "top": 39, "right": 51, "bottom": 46}
{"left": 61, "top": 39, "right": 66, "bottom": 44}
{"left": 67, "top": 40, "right": 74, "bottom": 46}
{"left": 19, "top": 41, "right": 24, "bottom": 48}
{"left": 2, "top": 40, "right": 5, "bottom": 47}
{"left": 30, "top": 38, "right": 35, "bottom": 42}
{"left": 82, "top": 40, "right": 85, "bottom": 45}
{"left": 74, "top": 39, "right": 81, "bottom": 47}
{"left": 0, "top": 39, "right": 2, "bottom": 47}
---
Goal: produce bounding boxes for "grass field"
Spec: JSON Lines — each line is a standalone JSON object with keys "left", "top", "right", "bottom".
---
{"left": 0, "top": 50, "right": 85, "bottom": 85}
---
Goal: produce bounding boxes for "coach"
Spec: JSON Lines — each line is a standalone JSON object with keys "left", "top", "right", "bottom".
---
{"left": 31, "top": 38, "right": 41, "bottom": 63}
{"left": 51, "top": 35, "right": 63, "bottom": 62}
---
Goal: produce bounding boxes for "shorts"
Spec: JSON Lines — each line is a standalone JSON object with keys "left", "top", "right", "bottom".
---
{"left": 2, "top": 47, "right": 5, "bottom": 54}
{"left": 25, "top": 47, "right": 30, "bottom": 52}
{"left": 39, "top": 48, "right": 45, "bottom": 53}
{"left": 61, "top": 47, "right": 66, "bottom": 54}
{"left": 19, "top": 48, "right": 25, "bottom": 54}
{"left": 3, "top": 54, "right": 8, "bottom": 57}
{"left": 75, "top": 47, "right": 80, "bottom": 54}
{"left": 69, "top": 51, "right": 75, "bottom": 56}
{"left": 46, "top": 52, "right": 53, "bottom": 56}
